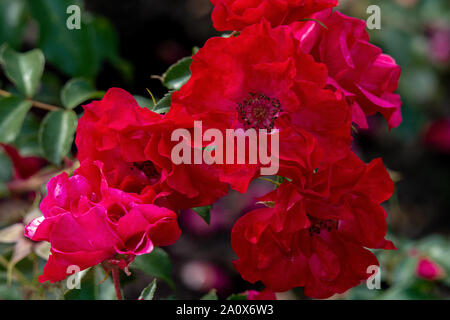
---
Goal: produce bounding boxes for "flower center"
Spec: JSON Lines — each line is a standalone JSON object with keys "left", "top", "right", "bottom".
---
{"left": 132, "top": 161, "right": 160, "bottom": 182}
{"left": 237, "top": 93, "right": 282, "bottom": 131}
{"left": 308, "top": 216, "right": 338, "bottom": 236}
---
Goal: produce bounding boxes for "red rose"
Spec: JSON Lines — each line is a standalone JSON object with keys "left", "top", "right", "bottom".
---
{"left": 293, "top": 10, "right": 402, "bottom": 129}
{"left": 210, "top": 0, "right": 338, "bottom": 31}
{"left": 24, "top": 161, "right": 180, "bottom": 283}
{"left": 76, "top": 88, "right": 228, "bottom": 209}
{"left": 231, "top": 152, "right": 395, "bottom": 298}
{"left": 171, "top": 21, "right": 352, "bottom": 182}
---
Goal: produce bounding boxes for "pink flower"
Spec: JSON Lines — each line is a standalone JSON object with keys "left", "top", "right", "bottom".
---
{"left": 25, "top": 161, "right": 180, "bottom": 283}
{"left": 293, "top": 10, "right": 402, "bottom": 129}
{"left": 416, "top": 258, "right": 445, "bottom": 281}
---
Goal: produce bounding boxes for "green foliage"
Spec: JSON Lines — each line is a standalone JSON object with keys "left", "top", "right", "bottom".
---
{"left": 162, "top": 57, "right": 192, "bottom": 90}
{"left": 12, "top": 113, "right": 42, "bottom": 157}
{"left": 0, "top": 96, "right": 32, "bottom": 143}
{"left": 0, "top": 0, "right": 27, "bottom": 49}
{"left": 139, "top": 279, "right": 157, "bottom": 300}
{"left": 201, "top": 289, "right": 218, "bottom": 300}
{"left": 28, "top": 0, "right": 129, "bottom": 79}
{"left": 192, "top": 205, "right": 213, "bottom": 225}
{"left": 131, "top": 248, "right": 174, "bottom": 288}
{"left": 38, "top": 110, "right": 78, "bottom": 164}
{"left": 227, "top": 293, "right": 248, "bottom": 300}
{"left": 65, "top": 267, "right": 115, "bottom": 300}
{"left": 0, "top": 45, "right": 45, "bottom": 98}
{"left": 61, "top": 78, "right": 103, "bottom": 109}
{"left": 0, "top": 149, "right": 13, "bottom": 183}
{"left": 152, "top": 91, "right": 173, "bottom": 114}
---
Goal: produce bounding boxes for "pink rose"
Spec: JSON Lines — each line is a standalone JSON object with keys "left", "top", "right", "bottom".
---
{"left": 416, "top": 258, "right": 445, "bottom": 281}
{"left": 25, "top": 161, "right": 180, "bottom": 283}
{"left": 294, "top": 10, "right": 402, "bottom": 129}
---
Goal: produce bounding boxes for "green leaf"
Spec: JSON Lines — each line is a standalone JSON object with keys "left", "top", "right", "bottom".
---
{"left": 0, "top": 0, "right": 28, "bottom": 49}
{"left": 0, "top": 96, "right": 32, "bottom": 143}
{"left": 39, "top": 110, "right": 77, "bottom": 164}
{"left": 162, "top": 57, "right": 192, "bottom": 90}
{"left": 29, "top": 0, "right": 130, "bottom": 80}
{"left": 192, "top": 205, "right": 212, "bottom": 225}
{"left": 0, "top": 282, "right": 21, "bottom": 300}
{"left": 131, "top": 248, "right": 174, "bottom": 288}
{"left": 0, "top": 45, "right": 45, "bottom": 98}
{"left": 139, "top": 279, "right": 157, "bottom": 300}
{"left": 227, "top": 293, "right": 248, "bottom": 300}
{"left": 134, "top": 95, "right": 154, "bottom": 110}
{"left": 61, "top": 78, "right": 103, "bottom": 109}
{"left": 0, "top": 148, "right": 13, "bottom": 183}
{"left": 64, "top": 267, "right": 116, "bottom": 300}
{"left": 12, "top": 113, "right": 42, "bottom": 157}
{"left": 201, "top": 289, "right": 218, "bottom": 300}
{"left": 29, "top": 0, "right": 98, "bottom": 78}
{"left": 152, "top": 91, "right": 173, "bottom": 114}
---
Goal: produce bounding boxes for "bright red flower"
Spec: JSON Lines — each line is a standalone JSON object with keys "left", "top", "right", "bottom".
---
{"left": 76, "top": 88, "right": 228, "bottom": 209}
{"left": 293, "top": 10, "right": 402, "bottom": 129}
{"left": 171, "top": 21, "right": 352, "bottom": 189}
{"left": 24, "top": 161, "right": 181, "bottom": 283}
{"left": 210, "top": 0, "right": 338, "bottom": 31}
{"left": 231, "top": 152, "right": 395, "bottom": 298}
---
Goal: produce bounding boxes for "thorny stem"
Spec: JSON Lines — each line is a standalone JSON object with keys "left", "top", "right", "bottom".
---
{"left": 0, "top": 89, "right": 60, "bottom": 111}
{"left": 112, "top": 267, "right": 123, "bottom": 300}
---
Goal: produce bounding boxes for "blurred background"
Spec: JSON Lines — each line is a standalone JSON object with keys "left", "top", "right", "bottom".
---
{"left": 0, "top": 0, "right": 449, "bottom": 300}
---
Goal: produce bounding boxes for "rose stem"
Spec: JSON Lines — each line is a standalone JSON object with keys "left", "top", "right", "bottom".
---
{"left": 112, "top": 268, "right": 123, "bottom": 300}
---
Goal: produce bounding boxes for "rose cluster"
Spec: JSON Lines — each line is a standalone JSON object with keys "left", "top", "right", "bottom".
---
{"left": 25, "top": 0, "right": 401, "bottom": 299}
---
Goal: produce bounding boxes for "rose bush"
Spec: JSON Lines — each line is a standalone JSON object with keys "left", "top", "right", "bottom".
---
{"left": 18, "top": 1, "right": 405, "bottom": 300}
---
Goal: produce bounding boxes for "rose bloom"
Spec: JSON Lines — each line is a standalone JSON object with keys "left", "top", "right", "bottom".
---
{"left": 171, "top": 21, "right": 352, "bottom": 192}
{"left": 210, "top": 0, "right": 338, "bottom": 31}
{"left": 231, "top": 152, "right": 395, "bottom": 298}
{"left": 76, "top": 88, "right": 228, "bottom": 209}
{"left": 416, "top": 258, "right": 445, "bottom": 281}
{"left": 293, "top": 10, "right": 402, "bottom": 129}
{"left": 25, "top": 161, "right": 180, "bottom": 283}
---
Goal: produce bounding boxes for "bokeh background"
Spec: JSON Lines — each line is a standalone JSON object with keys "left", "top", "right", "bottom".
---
{"left": 0, "top": 0, "right": 449, "bottom": 300}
